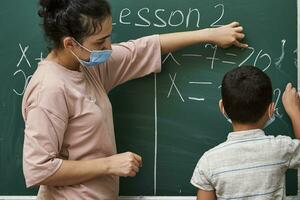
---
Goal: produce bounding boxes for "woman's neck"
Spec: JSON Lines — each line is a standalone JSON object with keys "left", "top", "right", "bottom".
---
{"left": 47, "top": 48, "right": 81, "bottom": 72}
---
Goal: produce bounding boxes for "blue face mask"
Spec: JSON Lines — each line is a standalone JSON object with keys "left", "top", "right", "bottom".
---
{"left": 71, "top": 40, "right": 112, "bottom": 68}
{"left": 222, "top": 108, "right": 275, "bottom": 129}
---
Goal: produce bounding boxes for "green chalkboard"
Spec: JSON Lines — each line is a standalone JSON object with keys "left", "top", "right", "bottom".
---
{"left": 0, "top": 0, "right": 298, "bottom": 197}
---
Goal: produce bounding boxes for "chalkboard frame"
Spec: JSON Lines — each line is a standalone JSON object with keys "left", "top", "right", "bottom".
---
{"left": 0, "top": 0, "right": 299, "bottom": 199}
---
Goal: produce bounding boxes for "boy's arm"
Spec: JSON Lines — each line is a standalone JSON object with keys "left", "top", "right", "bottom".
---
{"left": 282, "top": 83, "right": 300, "bottom": 139}
{"left": 197, "top": 189, "right": 217, "bottom": 200}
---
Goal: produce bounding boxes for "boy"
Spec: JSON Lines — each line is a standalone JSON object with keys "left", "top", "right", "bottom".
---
{"left": 191, "top": 65, "right": 300, "bottom": 200}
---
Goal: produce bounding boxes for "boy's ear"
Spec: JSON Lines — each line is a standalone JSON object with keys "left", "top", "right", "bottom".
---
{"left": 219, "top": 99, "right": 224, "bottom": 113}
{"left": 268, "top": 102, "right": 275, "bottom": 117}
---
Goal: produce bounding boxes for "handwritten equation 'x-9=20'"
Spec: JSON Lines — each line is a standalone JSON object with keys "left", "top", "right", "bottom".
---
{"left": 163, "top": 40, "right": 296, "bottom": 118}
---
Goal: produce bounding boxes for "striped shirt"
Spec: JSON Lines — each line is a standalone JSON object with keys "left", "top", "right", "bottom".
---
{"left": 191, "top": 129, "right": 300, "bottom": 200}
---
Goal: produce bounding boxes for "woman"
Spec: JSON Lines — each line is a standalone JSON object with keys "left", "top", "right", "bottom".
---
{"left": 22, "top": 0, "right": 247, "bottom": 199}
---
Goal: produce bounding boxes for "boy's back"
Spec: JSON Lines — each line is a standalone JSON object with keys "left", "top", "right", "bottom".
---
{"left": 191, "top": 66, "right": 300, "bottom": 200}
{"left": 191, "top": 129, "right": 300, "bottom": 199}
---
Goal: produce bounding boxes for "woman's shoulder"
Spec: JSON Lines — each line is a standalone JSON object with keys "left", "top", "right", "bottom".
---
{"left": 21, "top": 61, "right": 73, "bottom": 122}
{"left": 26, "top": 61, "right": 65, "bottom": 94}
{"left": 22, "top": 60, "right": 74, "bottom": 110}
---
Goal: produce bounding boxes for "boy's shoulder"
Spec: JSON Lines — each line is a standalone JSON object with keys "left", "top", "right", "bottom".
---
{"left": 204, "top": 133, "right": 294, "bottom": 158}
{"left": 195, "top": 133, "right": 298, "bottom": 176}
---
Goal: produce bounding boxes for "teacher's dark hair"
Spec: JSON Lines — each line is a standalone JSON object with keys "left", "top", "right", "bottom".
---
{"left": 38, "top": 0, "right": 111, "bottom": 49}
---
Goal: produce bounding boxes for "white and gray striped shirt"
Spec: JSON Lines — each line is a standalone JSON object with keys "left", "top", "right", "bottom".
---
{"left": 191, "top": 129, "right": 300, "bottom": 200}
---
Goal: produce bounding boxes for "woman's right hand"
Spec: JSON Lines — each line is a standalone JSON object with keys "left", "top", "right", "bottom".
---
{"left": 106, "top": 152, "right": 142, "bottom": 177}
{"left": 208, "top": 22, "right": 248, "bottom": 49}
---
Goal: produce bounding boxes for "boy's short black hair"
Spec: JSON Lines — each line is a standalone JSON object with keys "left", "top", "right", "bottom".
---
{"left": 221, "top": 65, "right": 272, "bottom": 124}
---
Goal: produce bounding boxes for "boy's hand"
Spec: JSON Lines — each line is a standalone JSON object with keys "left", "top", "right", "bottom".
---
{"left": 282, "top": 83, "right": 300, "bottom": 119}
{"left": 209, "top": 22, "right": 248, "bottom": 49}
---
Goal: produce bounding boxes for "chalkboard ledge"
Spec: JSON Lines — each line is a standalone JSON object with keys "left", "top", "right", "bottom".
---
{"left": 0, "top": 196, "right": 299, "bottom": 200}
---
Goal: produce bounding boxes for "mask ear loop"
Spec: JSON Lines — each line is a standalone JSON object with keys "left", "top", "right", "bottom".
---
{"left": 74, "top": 39, "right": 113, "bottom": 55}
{"left": 74, "top": 40, "right": 92, "bottom": 53}
{"left": 69, "top": 39, "right": 91, "bottom": 63}
{"left": 263, "top": 112, "right": 276, "bottom": 129}
{"left": 222, "top": 107, "right": 232, "bottom": 124}
{"left": 262, "top": 104, "right": 276, "bottom": 129}
{"left": 69, "top": 50, "right": 81, "bottom": 60}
